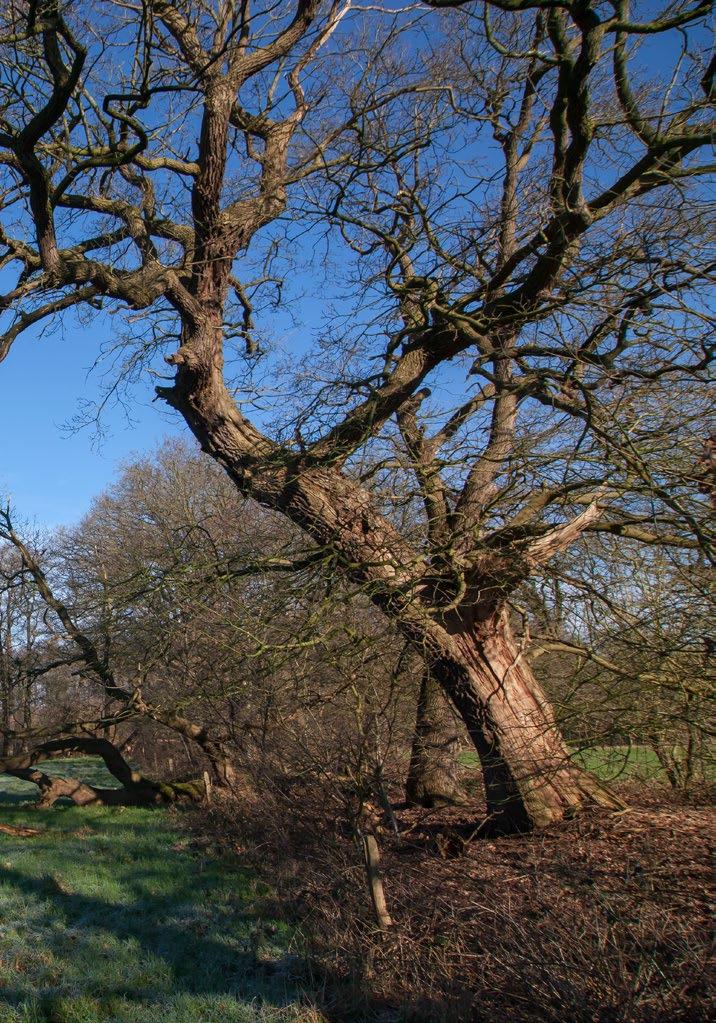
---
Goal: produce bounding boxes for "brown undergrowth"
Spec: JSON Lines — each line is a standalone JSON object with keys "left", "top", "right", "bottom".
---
{"left": 191, "top": 782, "right": 714, "bottom": 1023}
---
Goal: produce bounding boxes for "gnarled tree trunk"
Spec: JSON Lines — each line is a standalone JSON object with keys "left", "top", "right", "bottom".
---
{"left": 161, "top": 320, "right": 622, "bottom": 834}
{"left": 429, "top": 604, "right": 622, "bottom": 832}
{"left": 405, "top": 668, "right": 466, "bottom": 808}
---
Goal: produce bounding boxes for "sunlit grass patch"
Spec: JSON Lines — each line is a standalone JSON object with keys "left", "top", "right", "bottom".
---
{"left": 0, "top": 762, "right": 313, "bottom": 1023}
{"left": 570, "top": 744, "right": 664, "bottom": 781}
{"left": 458, "top": 744, "right": 667, "bottom": 782}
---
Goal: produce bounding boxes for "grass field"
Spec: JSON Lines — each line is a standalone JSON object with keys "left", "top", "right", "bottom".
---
{"left": 458, "top": 743, "right": 667, "bottom": 781}
{"left": 0, "top": 763, "right": 312, "bottom": 1023}
{"left": 570, "top": 744, "right": 665, "bottom": 781}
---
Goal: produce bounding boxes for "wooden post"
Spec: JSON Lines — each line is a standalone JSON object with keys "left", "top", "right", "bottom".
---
{"left": 361, "top": 831, "right": 393, "bottom": 931}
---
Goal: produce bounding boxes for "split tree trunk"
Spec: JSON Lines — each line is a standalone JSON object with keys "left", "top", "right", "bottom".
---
{"left": 428, "top": 605, "right": 623, "bottom": 832}
{"left": 160, "top": 327, "right": 623, "bottom": 833}
{"left": 405, "top": 668, "right": 467, "bottom": 808}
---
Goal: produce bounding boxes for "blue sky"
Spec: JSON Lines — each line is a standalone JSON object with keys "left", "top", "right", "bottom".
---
{"left": 0, "top": 5, "right": 706, "bottom": 533}
{"left": 0, "top": 321, "right": 183, "bottom": 530}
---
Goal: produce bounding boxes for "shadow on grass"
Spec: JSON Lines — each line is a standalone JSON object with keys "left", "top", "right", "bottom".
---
{"left": 4, "top": 866, "right": 264, "bottom": 978}
{"left": 0, "top": 804, "right": 307, "bottom": 1022}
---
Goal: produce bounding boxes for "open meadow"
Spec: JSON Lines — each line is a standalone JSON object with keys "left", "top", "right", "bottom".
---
{"left": 0, "top": 763, "right": 310, "bottom": 1023}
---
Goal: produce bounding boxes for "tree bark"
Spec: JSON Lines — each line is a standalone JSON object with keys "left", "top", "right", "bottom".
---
{"left": 160, "top": 325, "right": 623, "bottom": 833}
{"left": 429, "top": 605, "right": 623, "bottom": 832}
{"left": 405, "top": 668, "right": 467, "bottom": 808}
{"left": 7, "top": 766, "right": 109, "bottom": 807}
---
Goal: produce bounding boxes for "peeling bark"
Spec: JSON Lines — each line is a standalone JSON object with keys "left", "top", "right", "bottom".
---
{"left": 434, "top": 606, "right": 623, "bottom": 832}
{"left": 160, "top": 353, "right": 623, "bottom": 832}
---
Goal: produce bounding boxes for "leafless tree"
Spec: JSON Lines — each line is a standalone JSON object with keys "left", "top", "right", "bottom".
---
{"left": 0, "top": 547, "right": 46, "bottom": 754}
{"left": 0, "top": 443, "right": 419, "bottom": 816}
{"left": 0, "top": 0, "right": 712, "bottom": 830}
{"left": 526, "top": 537, "right": 715, "bottom": 787}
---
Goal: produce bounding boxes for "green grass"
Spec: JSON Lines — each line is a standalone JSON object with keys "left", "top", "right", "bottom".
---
{"left": 458, "top": 743, "right": 666, "bottom": 782}
{"left": 570, "top": 744, "right": 665, "bottom": 781}
{"left": 0, "top": 763, "right": 313, "bottom": 1023}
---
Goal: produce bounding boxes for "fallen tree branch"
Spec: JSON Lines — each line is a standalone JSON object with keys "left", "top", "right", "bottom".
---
{"left": 0, "top": 822, "right": 41, "bottom": 837}
{"left": 0, "top": 737, "right": 205, "bottom": 808}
